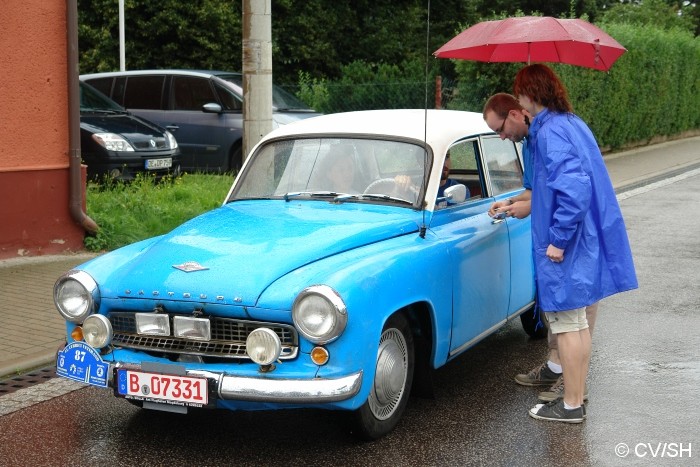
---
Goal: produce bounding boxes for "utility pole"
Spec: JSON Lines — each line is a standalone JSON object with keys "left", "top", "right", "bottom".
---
{"left": 119, "top": 0, "right": 125, "bottom": 70}
{"left": 242, "top": 0, "right": 273, "bottom": 163}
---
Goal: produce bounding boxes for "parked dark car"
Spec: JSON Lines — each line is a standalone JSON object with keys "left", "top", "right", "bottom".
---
{"left": 80, "top": 81, "right": 180, "bottom": 181}
{"left": 80, "top": 70, "right": 320, "bottom": 173}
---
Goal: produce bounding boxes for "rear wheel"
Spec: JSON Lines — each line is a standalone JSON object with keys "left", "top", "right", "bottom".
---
{"left": 520, "top": 304, "right": 548, "bottom": 339}
{"left": 351, "top": 313, "right": 414, "bottom": 440}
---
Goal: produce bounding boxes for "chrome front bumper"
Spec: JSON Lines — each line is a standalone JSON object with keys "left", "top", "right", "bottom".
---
{"left": 215, "top": 371, "right": 363, "bottom": 403}
{"left": 112, "top": 363, "right": 363, "bottom": 404}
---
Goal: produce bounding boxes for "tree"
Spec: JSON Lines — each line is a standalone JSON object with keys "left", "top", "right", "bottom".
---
{"left": 599, "top": 0, "right": 697, "bottom": 35}
{"left": 78, "top": 0, "right": 242, "bottom": 73}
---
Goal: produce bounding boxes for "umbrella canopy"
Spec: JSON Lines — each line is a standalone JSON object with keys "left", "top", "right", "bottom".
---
{"left": 434, "top": 16, "right": 626, "bottom": 71}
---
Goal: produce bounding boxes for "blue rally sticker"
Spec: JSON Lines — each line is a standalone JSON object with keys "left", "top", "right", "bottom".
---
{"left": 56, "top": 341, "right": 109, "bottom": 388}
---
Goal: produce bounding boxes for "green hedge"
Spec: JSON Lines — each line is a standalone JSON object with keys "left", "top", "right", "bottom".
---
{"left": 447, "top": 22, "right": 700, "bottom": 150}
{"left": 556, "top": 23, "right": 700, "bottom": 149}
{"left": 297, "top": 22, "right": 699, "bottom": 151}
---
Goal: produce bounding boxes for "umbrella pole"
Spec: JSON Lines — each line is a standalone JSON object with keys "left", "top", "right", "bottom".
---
{"left": 527, "top": 43, "right": 531, "bottom": 65}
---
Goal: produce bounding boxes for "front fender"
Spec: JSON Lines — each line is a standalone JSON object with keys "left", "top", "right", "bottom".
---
{"left": 256, "top": 228, "right": 455, "bottom": 407}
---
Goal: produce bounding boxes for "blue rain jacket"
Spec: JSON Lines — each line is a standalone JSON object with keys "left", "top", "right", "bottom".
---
{"left": 521, "top": 137, "right": 532, "bottom": 190}
{"left": 526, "top": 109, "right": 638, "bottom": 312}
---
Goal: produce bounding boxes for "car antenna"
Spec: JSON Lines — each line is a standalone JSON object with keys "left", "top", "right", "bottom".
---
{"left": 419, "top": 0, "right": 432, "bottom": 239}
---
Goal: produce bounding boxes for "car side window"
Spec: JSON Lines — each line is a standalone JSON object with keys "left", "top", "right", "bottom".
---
{"left": 214, "top": 81, "right": 242, "bottom": 111}
{"left": 172, "top": 76, "right": 218, "bottom": 111}
{"left": 447, "top": 139, "right": 483, "bottom": 199}
{"left": 481, "top": 136, "right": 523, "bottom": 196}
{"left": 124, "top": 76, "right": 165, "bottom": 110}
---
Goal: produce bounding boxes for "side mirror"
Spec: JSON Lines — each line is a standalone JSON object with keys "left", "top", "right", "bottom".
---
{"left": 443, "top": 184, "right": 467, "bottom": 204}
{"left": 202, "top": 103, "right": 223, "bottom": 114}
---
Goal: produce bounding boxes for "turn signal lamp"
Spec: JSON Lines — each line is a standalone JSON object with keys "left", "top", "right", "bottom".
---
{"left": 71, "top": 326, "right": 84, "bottom": 341}
{"left": 310, "top": 346, "right": 329, "bottom": 365}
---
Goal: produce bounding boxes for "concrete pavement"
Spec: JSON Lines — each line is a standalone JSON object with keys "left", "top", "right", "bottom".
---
{"left": 1, "top": 135, "right": 699, "bottom": 379}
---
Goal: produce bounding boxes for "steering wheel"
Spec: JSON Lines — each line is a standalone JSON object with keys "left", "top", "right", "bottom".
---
{"left": 363, "top": 178, "right": 397, "bottom": 195}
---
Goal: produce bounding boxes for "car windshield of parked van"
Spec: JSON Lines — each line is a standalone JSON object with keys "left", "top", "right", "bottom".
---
{"left": 230, "top": 138, "right": 429, "bottom": 206}
{"left": 79, "top": 82, "right": 126, "bottom": 113}
{"left": 217, "top": 73, "right": 314, "bottom": 112}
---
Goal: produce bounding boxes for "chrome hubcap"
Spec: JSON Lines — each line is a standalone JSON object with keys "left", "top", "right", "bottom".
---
{"left": 369, "top": 328, "right": 408, "bottom": 420}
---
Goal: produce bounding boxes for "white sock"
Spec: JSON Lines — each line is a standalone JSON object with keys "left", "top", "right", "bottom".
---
{"left": 564, "top": 401, "right": 581, "bottom": 410}
{"left": 547, "top": 361, "right": 562, "bottom": 374}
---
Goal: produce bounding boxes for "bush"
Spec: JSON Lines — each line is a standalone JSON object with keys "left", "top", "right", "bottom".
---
{"left": 85, "top": 173, "right": 233, "bottom": 251}
{"left": 439, "top": 21, "right": 700, "bottom": 150}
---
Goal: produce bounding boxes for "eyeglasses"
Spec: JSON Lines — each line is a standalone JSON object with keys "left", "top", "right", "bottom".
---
{"left": 496, "top": 113, "right": 509, "bottom": 134}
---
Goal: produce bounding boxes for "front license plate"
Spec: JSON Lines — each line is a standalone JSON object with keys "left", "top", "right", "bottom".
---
{"left": 145, "top": 157, "right": 172, "bottom": 170}
{"left": 116, "top": 369, "right": 208, "bottom": 406}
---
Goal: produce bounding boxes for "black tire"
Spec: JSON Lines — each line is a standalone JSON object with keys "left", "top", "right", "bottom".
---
{"left": 228, "top": 144, "right": 243, "bottom": 174}
{"left": 351, "top": 313, "right": 414, "bottom": 441}
{"left": 520, "top": 304, "right": 548, "bottom": 339}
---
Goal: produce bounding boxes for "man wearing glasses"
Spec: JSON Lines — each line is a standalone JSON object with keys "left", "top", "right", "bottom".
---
{"left": 483, "top": 93, "right": 533, "bottom": 219}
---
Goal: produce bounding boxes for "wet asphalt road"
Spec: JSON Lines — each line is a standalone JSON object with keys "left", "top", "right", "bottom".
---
{"left": 0, "top": 171, "right": 698, "bottom": 466}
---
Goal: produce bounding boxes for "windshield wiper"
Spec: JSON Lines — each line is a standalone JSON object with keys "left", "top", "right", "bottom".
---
{"left": 283, "top": 191, "right": 346, "bottom": 201}
{"left": 337, "top": 193, "right": 413, "bottom": 205}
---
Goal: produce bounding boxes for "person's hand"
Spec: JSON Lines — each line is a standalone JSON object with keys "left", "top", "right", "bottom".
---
{"left": 546, "top": 244, "right": 564, "bottom": 263}
{"left": 394, "top": 175, "right": 413, "bottom": 191}
{"left": 508, "top": 200, "right": 531, "bottom": 219}
{"left": 488, "top": 200, "right": 509, "bottom": 217}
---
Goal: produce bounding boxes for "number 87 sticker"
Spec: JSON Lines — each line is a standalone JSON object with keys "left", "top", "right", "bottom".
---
{"left": 55, "top": 341, "right": 109, "bottom": 388}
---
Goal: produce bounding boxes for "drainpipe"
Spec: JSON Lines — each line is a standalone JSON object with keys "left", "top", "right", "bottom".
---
{"left": 66, "top": 0, "right": 99, "bottom": 234}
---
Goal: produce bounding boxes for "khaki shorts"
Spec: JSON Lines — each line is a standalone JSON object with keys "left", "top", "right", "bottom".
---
{"left": 544, "top": 307, "right": 589, "bottom": 334}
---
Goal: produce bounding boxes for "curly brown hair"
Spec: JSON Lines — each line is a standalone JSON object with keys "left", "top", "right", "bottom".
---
{"left": 513, "top": 64, "right": 573, "bottom": 113}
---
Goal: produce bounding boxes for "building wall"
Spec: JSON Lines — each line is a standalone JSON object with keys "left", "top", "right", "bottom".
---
{"left": 0, "top": 1, "right": 86, "bottom": 258}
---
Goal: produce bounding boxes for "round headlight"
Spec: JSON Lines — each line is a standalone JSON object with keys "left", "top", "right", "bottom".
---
{"left": 292, "top": 285, "right": 347, "bottom": 344}
{"left": 246, "top": 328, "right": 281, "bottom": 366}
{"left": 82, "top": 314, "right": 113, "bottom": 349}
{"left": 54, "top": 270, "right": 100, "bottom": 323}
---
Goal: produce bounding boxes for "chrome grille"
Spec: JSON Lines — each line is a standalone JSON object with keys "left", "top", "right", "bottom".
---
{"left": 109, "top": 312, "right": 298, "bottom": 360}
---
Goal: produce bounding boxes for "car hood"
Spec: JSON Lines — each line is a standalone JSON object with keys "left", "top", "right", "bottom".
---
{"left": 81, "top": 113, "right": 167, "bottom": 140}
{"left": 103, "top": 201, "right": 419, "bottom": 306}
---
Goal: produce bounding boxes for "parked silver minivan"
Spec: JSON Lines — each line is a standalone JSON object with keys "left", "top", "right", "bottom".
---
{"left": 81, "top": 70, "right": 320, "bottom": 173}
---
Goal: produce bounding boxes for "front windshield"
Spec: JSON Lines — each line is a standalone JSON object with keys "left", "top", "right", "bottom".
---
{"left": 218, "top": 73, "right": 313, "bottom": 111}
{"left": 79, "top": 82, "right": 125, "bottom": 112}
{"left": 230, "top": 138, "right": 429, "bottom": 206}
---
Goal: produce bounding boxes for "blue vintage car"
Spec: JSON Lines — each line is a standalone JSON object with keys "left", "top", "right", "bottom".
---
{"left": 54, "top": 109, "right": 538, "bottom": 440}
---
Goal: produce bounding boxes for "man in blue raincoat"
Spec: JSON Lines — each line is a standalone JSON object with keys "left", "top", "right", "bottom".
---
{"left": 513, "top": 64, "right": 638, "bottom": 423}
{"left": 485, "top": 93, "right": 600, "bottom": 404}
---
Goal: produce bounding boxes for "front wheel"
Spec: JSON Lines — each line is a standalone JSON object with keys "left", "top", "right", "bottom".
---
{"left": 351, "top": 313, "right": 414, "bottom": 440}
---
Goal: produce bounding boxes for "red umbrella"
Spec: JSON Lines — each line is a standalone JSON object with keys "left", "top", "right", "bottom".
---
{"left": 434, "top": 16, "right": 626, "bottom": 71}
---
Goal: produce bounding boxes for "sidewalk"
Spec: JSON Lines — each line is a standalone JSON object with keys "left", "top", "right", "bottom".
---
{"left": 1, "top": 136, "right": 699, "bottom": 379}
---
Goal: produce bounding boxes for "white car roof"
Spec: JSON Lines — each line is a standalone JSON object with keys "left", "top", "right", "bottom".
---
{"left": 238, "top": 109, "right": 496, "bottom": 212}
{"left": 259, "top": 109, "right": 492, "bottom": 150}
